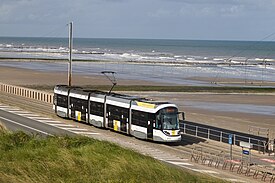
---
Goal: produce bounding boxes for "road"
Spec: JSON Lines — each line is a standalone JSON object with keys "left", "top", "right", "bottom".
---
{"left": 0, "top": 108, "right": 67, "bottom": 136}
{"left": 0, "top": 104, "right": 100, "bottom": 138}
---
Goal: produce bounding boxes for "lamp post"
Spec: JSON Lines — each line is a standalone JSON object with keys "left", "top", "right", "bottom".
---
{"left": 68, "top": 22, "right": 73, "bottom": 86}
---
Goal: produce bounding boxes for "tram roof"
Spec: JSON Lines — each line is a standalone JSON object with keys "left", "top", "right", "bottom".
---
{"left": 54, "top": 85, "right": 82, "bottom": 91}
{"left": 108, "top": 92, "right": 146, "bottom": 101}
{"left": 54, "top": 85, "right": 172, "bottom": 106}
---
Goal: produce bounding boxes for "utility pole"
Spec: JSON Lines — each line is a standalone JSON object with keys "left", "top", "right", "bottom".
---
{"left": 68, "top": 22, "right": 73, "bottom": 86}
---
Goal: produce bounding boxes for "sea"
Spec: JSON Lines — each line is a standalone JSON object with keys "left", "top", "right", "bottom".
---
{"left": 0, "top": 37, "right": 275, "bottom": 86}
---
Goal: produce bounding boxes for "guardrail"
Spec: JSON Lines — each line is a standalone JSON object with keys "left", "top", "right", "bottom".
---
{"left": 180, "top": 121, "right": 272, "bottom": 154}
{"left": 0, "top": 83, "right": 53, "bottom": 104}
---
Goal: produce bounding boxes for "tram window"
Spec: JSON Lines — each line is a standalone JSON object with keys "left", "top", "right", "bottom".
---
{"left": 119, "top": 107, "right": 129, "bottom": 120}
{"left": 107, "top": 105, "right": 129, "bottom": 120}
{"left": 90, "top": 101, "right": 104, "bottom": 117}
{"left": 70, "top": 97, "right": 87, "bottom": 111}
{"left": 155, "top": 115, "right": 162, "bottom": 130}
{"left": 156, "top": 108, "right": 179, "bottom": 130}
{"left": 57, "top": 94, "right": 68, "bottom": 108}
{"left": 132, "top": 110, "right": 149, "bottom": 127}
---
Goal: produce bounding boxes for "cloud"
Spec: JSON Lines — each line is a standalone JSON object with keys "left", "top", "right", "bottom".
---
{"left": 0, "top": 0, "right": 133, "bottom": 24}
{"left": 1, "top": 0, "right": 274, "bottom": 24}
{"left": 0, "top": 0, "right": 41, "bottom": 23}
{"left": 170, "top": 0, "right": 275, "bottom": 18}
{"left": 148, "top": 9, "right": 174, "bottom": 18}
{"left": 1, "top": 0, "right": 275, "bottom": 40}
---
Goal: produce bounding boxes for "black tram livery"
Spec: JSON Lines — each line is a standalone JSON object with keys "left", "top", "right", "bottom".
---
{"left": 53, "top": 85, "right": 182, "bottom": 142}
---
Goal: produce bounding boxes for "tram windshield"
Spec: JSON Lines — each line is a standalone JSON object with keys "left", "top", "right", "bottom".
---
{"left": 156, "top": 107, "right": 179, "bottom": 130}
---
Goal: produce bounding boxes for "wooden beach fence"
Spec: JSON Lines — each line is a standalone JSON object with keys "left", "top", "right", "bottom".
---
{"left": 0, "top": 83, "right": 54, "bottom": 104}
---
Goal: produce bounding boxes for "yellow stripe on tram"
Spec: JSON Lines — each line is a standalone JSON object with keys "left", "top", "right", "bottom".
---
{"left": 77, "top": 112, "right": 81, "bottom": 121}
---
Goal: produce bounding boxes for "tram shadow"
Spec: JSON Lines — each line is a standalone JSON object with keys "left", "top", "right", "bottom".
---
{"left": 167, "top": 134, "right": 207, "bottom": 147}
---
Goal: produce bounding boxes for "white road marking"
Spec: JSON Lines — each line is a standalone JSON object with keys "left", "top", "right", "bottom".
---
{"left": 191, "top": 169, "right": 219, "bottom": 174}
{"left": 224, "top": 179, "right": 246, "bottom": 183}
{"left": 15, "top": 113, "right": 39, "bottom": 116}
{"left": 161, "top": 158, "right": 189, "bottom": 161}
{"left": 153, "top": 155, "right": 177, "bottom": 159}
{"left": 0, "top": 116, "right": 53, "bottom": 136}
{"left": 62, "top": 128, "right": 89, "bottom": 131}
{"left": 51, "top": 124, "right": 75, "bottom": 127}
{"left": 73, "top": 131, "right": 99, "bottom": 135}
{"left": 42, "top": 120, "right": 63, "bottom": 123}
{"left": 29, "top": 117, "right": 52, "bottom": 120}
{"left": 5, "top": 110, "right": 31, "bottom": 115}
{"left": 12, "top": 111, "right": 34, "bottom": 114}
{"left": 165, "top": 161, "right": 193, "bottom": 166}
{"left": 0, "top": 106, "right": 12, "bottom": 109}
{"left": 5, "top": 108, "right": 21, "bottom": 111}
{"left": 18, "top": 113, "right": 41, "bottom": 117}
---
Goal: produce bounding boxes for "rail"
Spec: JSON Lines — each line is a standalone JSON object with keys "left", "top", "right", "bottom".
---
{"left": 181, "top": 121, "right": 272, "bottom": 154}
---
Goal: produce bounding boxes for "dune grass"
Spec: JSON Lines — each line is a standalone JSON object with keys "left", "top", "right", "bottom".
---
{"left": 0, "top": 128, "right": 224, "bottom": 183}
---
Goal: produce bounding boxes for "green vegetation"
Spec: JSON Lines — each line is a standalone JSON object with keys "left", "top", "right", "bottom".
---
{"left": 24, "top": 84, "right": 275, "bottom": 93}
{"left": 84, "top": 85, "right": 275, "bottom": 93}
{"left": 0, "top": 128, "right": 222, "bottom": 183}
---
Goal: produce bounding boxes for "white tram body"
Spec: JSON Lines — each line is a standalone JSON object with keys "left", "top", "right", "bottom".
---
{"left": 53, "top": 85, "right": 181, "bottom": 142}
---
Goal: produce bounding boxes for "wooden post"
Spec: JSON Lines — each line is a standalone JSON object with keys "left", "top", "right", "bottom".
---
{"left": 68, "top": 22, "right": 73, "bottom": 86}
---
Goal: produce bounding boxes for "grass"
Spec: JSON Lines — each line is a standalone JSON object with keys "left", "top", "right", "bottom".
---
{"left": 0, "top": 127, "right": 224, "bottom": 183}
{"left": 23, "top": 84, "right": 275, "bottom": 93}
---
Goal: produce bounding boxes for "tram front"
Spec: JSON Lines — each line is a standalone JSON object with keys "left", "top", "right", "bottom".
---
{"left": 154, "top": 106, "right": 182, "bottom": 142}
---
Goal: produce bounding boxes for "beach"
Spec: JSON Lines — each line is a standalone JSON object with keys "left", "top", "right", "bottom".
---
{"left": 0, "top": 64, "right": 168, "bottom": 86}
{"left": 0, "top": 62, "right": 274, "bottom": 137}
{"left": 1, "top": 37, "right": 275, "bottom": 87}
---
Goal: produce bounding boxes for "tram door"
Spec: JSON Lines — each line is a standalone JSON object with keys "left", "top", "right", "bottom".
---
{"left": 70, "top": 97, "right": 88, "bottom": 122}
{"left": 70, "top": 98, "right": 75, "bottom": 119}
{"left": 107, "top": 105, "right": 114, "bottom": 128}
{"left": 107, "top": 105, "right": 128, "bottom": 133}
{"left": 120, "top": 107, "right": 128, "bottom": 133}
{"left": 147, "top": 113, "right": 155, "bottom": 139}
{"left": 147, "top": 120, "right": 153, "bottom": 139}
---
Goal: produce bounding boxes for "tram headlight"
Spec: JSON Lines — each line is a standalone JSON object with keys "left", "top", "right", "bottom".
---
{"left": 163, "top": 131, "right": 170, "bottom": 136}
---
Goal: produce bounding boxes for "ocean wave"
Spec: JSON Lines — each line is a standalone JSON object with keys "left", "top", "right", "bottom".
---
{"left": 0, "top": 42, "right": 274, "bottom": 71}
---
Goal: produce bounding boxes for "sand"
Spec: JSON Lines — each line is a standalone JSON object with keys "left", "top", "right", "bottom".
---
{"left": 0, "top": 63, "right": 274, "bottom": 137}
{"left": 0, "top": 65, "right": 170, "bottom": 86}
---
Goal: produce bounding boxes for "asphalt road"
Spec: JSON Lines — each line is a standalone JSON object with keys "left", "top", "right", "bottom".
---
{"left": 0, "top": 108, "right": 76, "bottom": 137}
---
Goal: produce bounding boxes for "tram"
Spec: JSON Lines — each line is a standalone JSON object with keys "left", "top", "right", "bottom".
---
{"left": 53, "top": 85, "right": 182, "bottom": 142}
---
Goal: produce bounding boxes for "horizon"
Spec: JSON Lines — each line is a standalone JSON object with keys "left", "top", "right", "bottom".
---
{"left": 1, "top": 36, "right": 275, "bottom": 43}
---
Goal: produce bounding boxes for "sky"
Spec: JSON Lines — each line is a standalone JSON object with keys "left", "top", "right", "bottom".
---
{"left": 1, "top": 0, "right": 275, "bottom": 41}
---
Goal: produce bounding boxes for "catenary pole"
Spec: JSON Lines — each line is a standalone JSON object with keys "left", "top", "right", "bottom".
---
{"left": 68, "top": 22, "right": 73, "bottom": 86}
